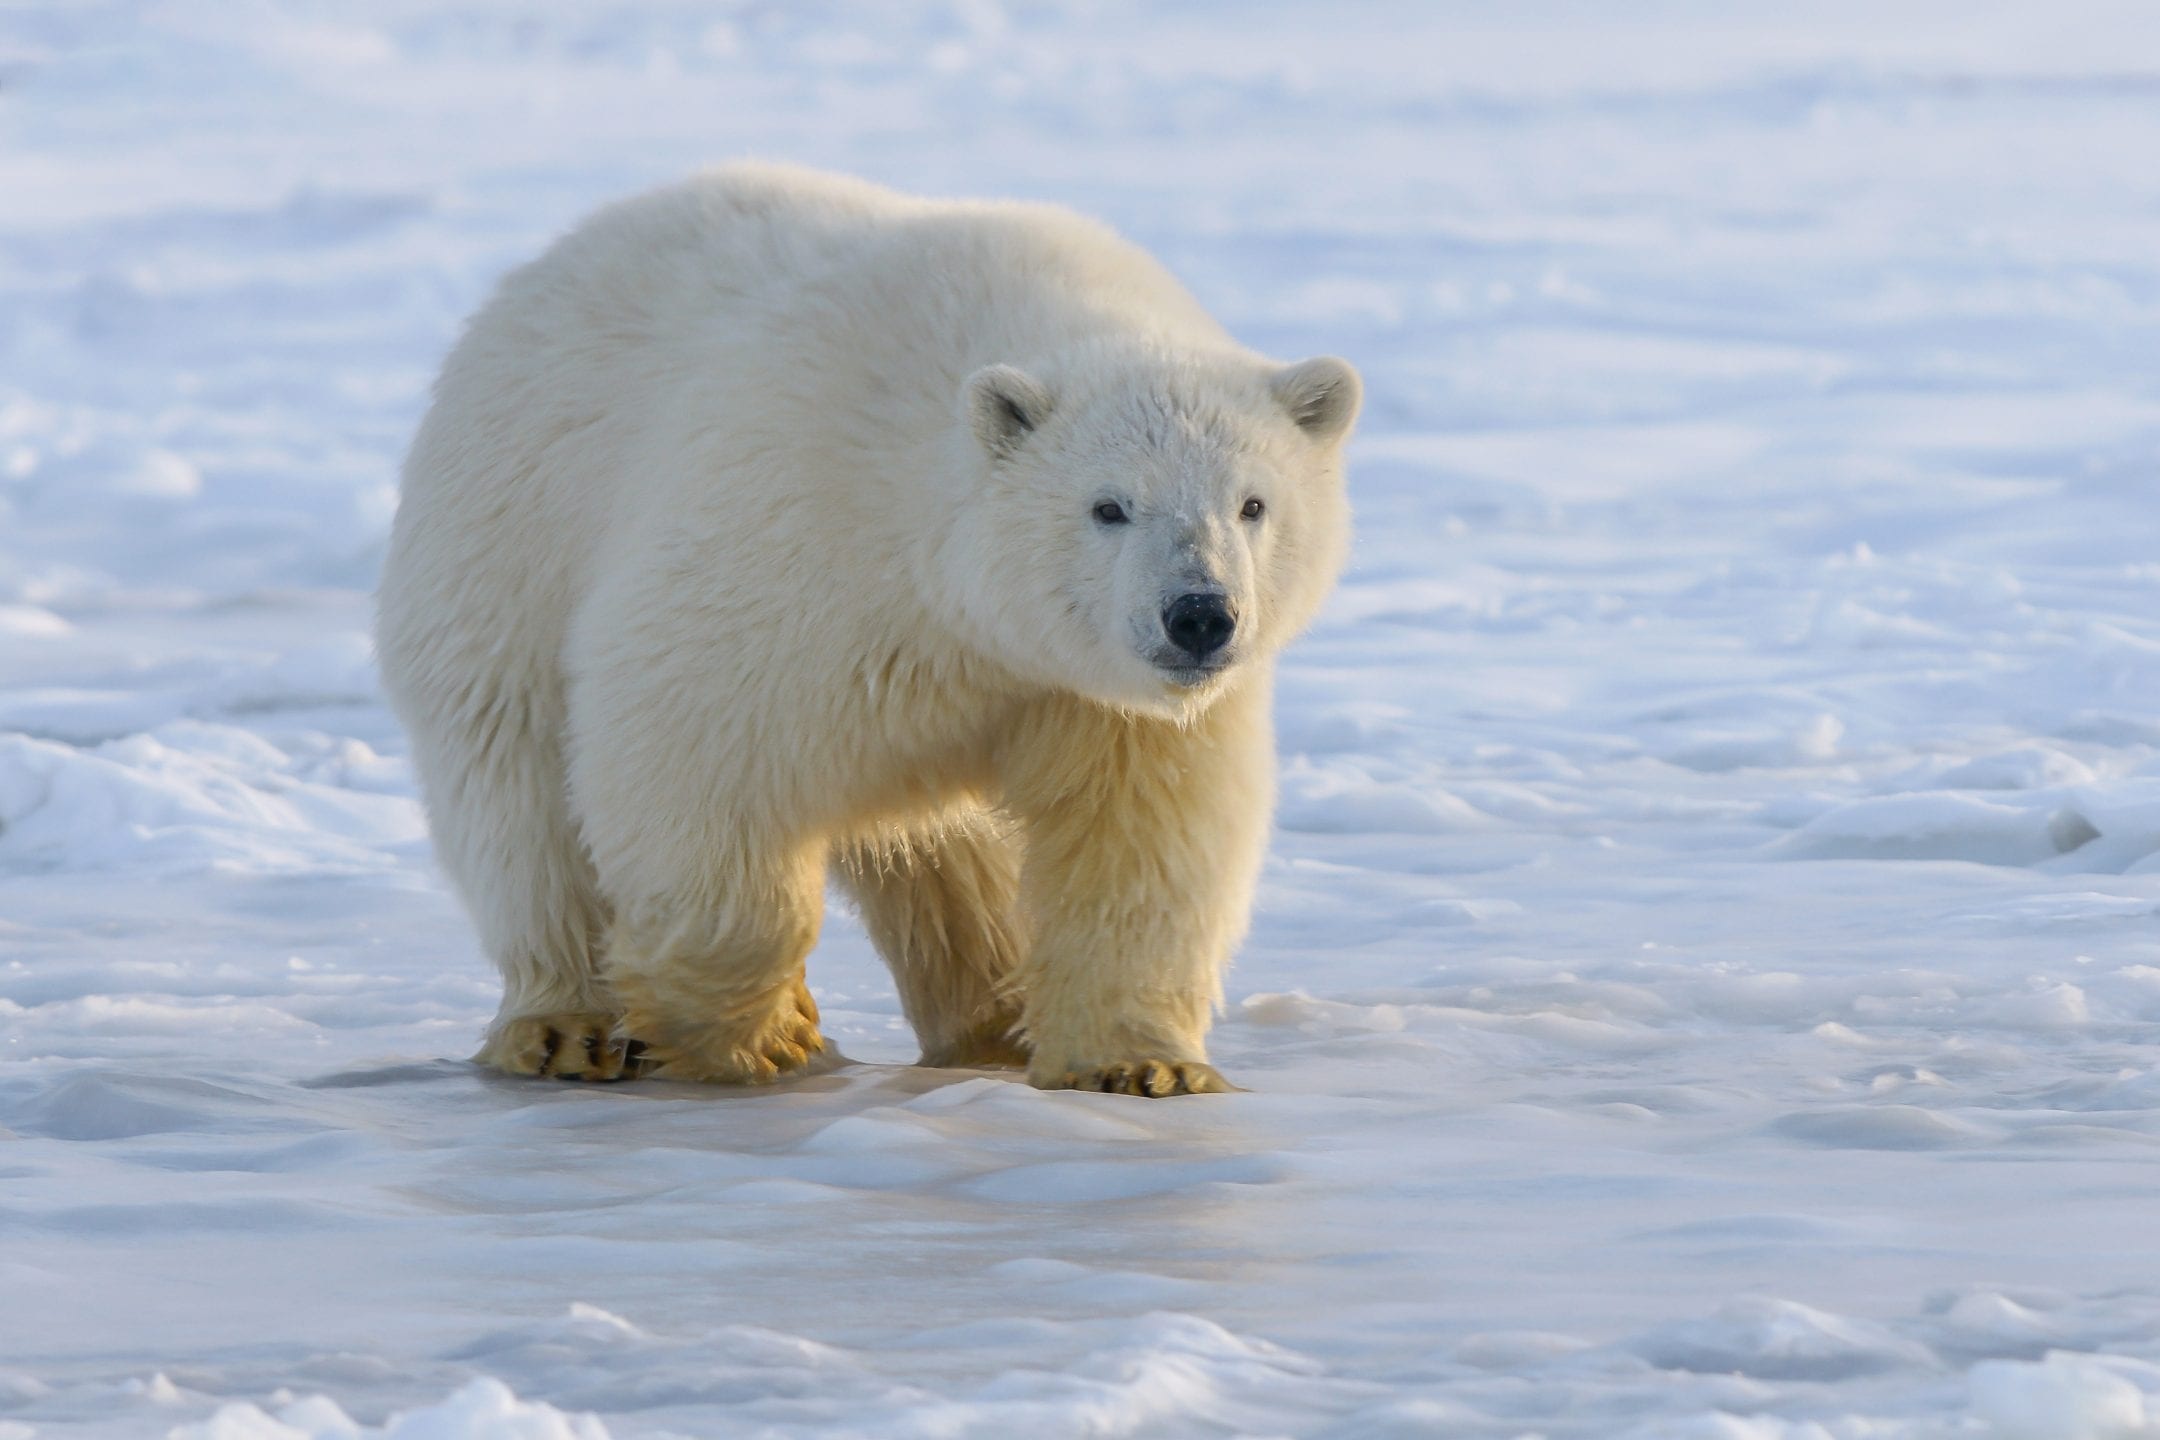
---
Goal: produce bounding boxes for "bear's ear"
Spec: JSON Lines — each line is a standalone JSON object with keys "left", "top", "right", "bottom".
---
{"left": 964, "top": 364, "right": 1055, "bottom": 459}
{"left": 1272, "top": 356, "right": 1362, "bottom": 444}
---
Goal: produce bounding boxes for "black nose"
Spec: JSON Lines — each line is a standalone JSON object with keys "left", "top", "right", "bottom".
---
{"left": 1163, "top": 593, "right": 1236, "bottom": 660}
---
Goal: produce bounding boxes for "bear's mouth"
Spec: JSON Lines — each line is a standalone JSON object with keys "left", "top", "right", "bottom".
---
{"left": 1148, "top": 652, "right": 1233, "bottom": 688}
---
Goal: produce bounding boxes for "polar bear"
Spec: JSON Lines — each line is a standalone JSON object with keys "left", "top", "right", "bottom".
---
{"left": 376, "top": 165, "right": 1358, "bottom": 1096}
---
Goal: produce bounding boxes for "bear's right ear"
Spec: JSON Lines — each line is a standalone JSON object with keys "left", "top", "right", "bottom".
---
{"left": 964, "top": 364, "right": 1054, "bottom": 459}
{"left": 1272, "top": 356, "right": 1362, "bottom": 444}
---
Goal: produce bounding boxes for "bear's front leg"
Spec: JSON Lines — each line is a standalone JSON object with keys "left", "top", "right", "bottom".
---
{"left": 564, "top": 580, "right": 831, "bottom": 1086}
{"left": 600, "top": 847, "right": 828, "bottom": 1084}
{"left": 1002, "top": 681, "right": 1275, "bottom": 1096}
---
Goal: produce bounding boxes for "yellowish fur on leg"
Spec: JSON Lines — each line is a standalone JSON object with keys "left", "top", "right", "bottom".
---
{"left": 1002, "top": 680, "right": 1276, "bottom": 1096}
{"left": 477, "top": 1012, "right": 648, "bottom": 1082}
{"left": 617, "top": 974, "right": 823, "bottom": 1084}
{"left": 595, "top": 846, "right": 828, "bottom": 1085}
{"left": 836, "top": 813, "right": 1030, "bottom": 1070}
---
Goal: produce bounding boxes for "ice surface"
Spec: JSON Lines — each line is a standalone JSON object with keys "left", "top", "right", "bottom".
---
{"left": 4, "top": 2, "right": 2160, "bottom": 1436}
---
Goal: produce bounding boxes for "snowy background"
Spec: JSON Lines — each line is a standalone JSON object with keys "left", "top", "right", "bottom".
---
{"left": 5, "top": 2, "right": 2160, "bottom": 1436}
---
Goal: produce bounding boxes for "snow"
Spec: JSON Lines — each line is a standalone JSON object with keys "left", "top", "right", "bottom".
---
{"left": 4, "top": 2, "right": 2160, "bottom": 1436}
{"left": 173, "top": 1380, "right": 609, "bottom": 1440}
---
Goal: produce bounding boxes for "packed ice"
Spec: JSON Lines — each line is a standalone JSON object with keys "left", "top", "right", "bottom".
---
{"left": 3, "top": 2, "right": 2158, "bottom": 1436}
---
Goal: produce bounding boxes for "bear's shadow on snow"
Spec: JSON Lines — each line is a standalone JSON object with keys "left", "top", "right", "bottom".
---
{"left": 301, "top": 1050, "right": 1019, "bottom": 1112}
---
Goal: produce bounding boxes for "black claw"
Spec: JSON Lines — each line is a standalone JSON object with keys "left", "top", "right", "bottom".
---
{"left": 538, "top": 1028, "right": 562, "bottom": 1073}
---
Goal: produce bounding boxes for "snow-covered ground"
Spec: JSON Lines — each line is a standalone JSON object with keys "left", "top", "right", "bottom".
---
{"left": 5, "top": 3, "right": 2160, "bottom": 1435}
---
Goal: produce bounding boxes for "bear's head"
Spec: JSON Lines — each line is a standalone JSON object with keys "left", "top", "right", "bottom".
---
{"left": 947, "top": 343, "right": 1358, "bottom": 717}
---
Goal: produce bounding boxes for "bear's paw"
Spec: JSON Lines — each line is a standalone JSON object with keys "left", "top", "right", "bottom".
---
{"left": 921, "top": 1023, "right": 1031, "bottom": 1070}
{"left": 628, "top": 980, "right": 826, "bottom": 1085}
{"left": 477, "top": 1013, "right": 649, "bottom": 1082}
{"left": 1040, "top": 1059, "right": 1241, "bottom": 1098}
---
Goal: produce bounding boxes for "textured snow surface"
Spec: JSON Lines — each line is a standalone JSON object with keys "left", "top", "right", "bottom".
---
{"left": 5, "top": 2, "right": 2160, "bottom": 1436}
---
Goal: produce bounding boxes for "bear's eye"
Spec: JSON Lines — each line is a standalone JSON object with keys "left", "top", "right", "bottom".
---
{"left": 1093, "top": 501, "right": 1130, "bottom": 525}
{"left": 1240, "top": 497, "right": 1266, "bottom": 520}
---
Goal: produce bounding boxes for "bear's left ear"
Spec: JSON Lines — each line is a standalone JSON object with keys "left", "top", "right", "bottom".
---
{"left": 964, "top": 364, "right": 1055, "bottom": 459}
{"left": 1272, "top": 356, "right": 1361, "bottom": 444}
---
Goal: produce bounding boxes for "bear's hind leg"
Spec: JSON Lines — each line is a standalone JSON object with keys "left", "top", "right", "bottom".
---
{"left": 836, "top": 813, "right": 1029, "bottom": 1069}
{"left": 396, "top": 670, "right": 629, "bottom": 1081}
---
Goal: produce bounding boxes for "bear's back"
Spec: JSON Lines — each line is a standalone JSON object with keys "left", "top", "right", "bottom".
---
{"left": 476, "top": 164, "right": 1225, "bottom": 419}
{"left": 465, "top": 165, "right": 1229, "bottom": 545}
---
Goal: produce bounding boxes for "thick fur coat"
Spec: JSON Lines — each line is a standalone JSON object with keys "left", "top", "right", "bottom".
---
{"left": 376, "top": 165, "right": 1359, "bottom": 1095}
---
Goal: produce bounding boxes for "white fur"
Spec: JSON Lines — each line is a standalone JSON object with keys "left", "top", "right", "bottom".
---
{"left": 375, "top": 164, "right": 1358, "bottom": 1093}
